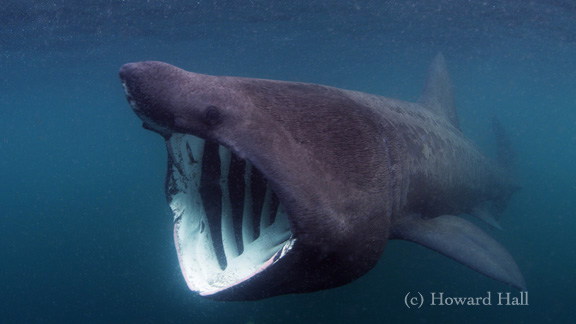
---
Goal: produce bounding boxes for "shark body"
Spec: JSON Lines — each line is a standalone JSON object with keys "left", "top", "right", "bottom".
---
{"left": 119, "top": 54, "right": 525, "bottom": 300}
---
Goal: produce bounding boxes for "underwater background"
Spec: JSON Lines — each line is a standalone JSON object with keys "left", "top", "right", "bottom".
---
{"left": 1, "top": 0, "right": 574, "bottom": 323}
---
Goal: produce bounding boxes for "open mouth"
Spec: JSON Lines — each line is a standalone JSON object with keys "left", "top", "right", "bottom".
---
{"left": 165, "top": 133, "right": 295, "bottom": 296}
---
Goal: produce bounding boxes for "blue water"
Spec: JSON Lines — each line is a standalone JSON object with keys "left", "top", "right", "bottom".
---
{"left": 1, "top": 1, "right": 575, "bottom": 323}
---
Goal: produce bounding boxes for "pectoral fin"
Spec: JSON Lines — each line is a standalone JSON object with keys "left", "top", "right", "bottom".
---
{"left": 391, "top": 214, "right": 526, "bottom": 290}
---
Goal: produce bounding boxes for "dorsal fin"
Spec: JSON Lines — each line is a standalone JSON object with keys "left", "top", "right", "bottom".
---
{"left": 418, "top": 53, "right": 460, "bottom": 130}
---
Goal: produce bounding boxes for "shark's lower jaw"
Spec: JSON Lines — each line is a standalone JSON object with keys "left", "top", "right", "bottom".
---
{"left": 165, "top": 133, "right": 295, "bottom": 296}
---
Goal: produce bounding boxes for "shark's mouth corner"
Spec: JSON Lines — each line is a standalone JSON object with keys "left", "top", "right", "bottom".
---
{"left": 165, "top": 133, "right": 295, "bottom": 296}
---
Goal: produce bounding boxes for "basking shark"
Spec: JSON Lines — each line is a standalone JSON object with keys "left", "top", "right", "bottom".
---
{"left": 119, "top": 54, "right": 525, "bottom": 301}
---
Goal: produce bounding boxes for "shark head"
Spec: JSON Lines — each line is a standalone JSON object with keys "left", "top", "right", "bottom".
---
{"left": 119, "top": 61, "right": 398, "bottom": 300}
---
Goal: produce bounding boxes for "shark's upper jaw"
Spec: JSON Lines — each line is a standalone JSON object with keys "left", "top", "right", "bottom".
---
{"left": 120, "top": 64, "right": 298, "bottom": 298}
{"left": 165, "top": 133, "right": 296, "bottom": 297}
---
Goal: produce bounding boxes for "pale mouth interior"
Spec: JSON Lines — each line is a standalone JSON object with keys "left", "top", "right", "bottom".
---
{"left": 165, "top": 134, "right": 295, "bottom": 296}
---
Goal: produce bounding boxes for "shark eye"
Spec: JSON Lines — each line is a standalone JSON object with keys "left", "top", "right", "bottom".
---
{"left": 203, "top": 105, "right": 221, "bottom": 126}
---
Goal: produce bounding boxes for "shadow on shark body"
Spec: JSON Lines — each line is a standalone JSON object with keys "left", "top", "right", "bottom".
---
{"left": 119, "top": 54, "right": 525, "bottom": 301}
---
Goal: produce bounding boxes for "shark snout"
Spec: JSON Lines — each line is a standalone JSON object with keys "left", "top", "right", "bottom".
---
{"left": 119, "top": 62, "right": 148, "bottom": 99}
{"left": 119, "top": 62, "right": 145, "bottom": 110}
{"left": 119, "top": 62, "right": 138, "bottom": 82}
{"left": 119, "top": 61, "right": 183, "bottom": 134}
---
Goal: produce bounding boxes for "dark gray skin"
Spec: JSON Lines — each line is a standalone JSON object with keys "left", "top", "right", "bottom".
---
{"left": 119, "top": 54, "right": 525, "bottom": 300}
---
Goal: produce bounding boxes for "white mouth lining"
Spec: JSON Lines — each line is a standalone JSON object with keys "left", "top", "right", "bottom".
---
{"left": 166, "top": 134, "right": 294, "bottom": 295}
